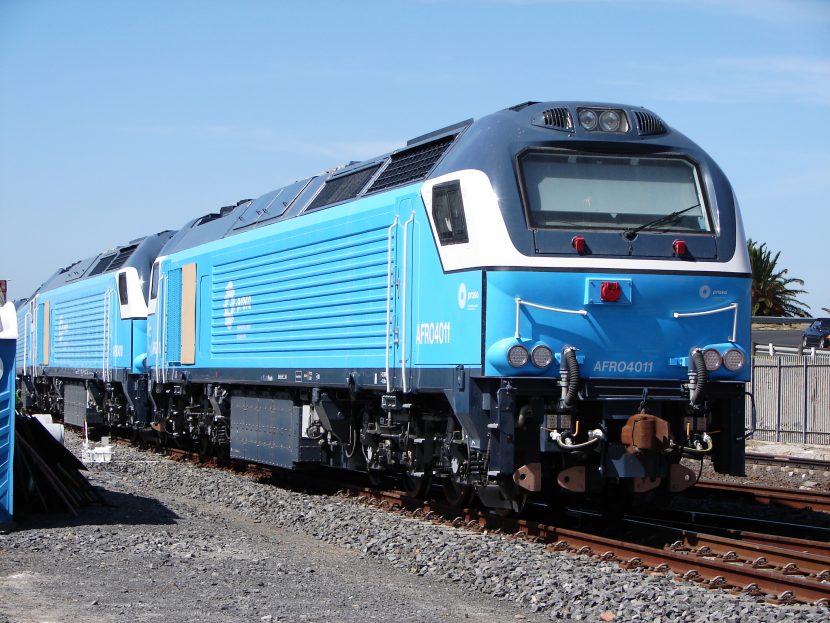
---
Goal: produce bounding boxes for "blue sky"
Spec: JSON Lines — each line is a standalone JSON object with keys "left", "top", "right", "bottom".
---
{"left": 1, "top": 0, "right": 828, "bottom": 313}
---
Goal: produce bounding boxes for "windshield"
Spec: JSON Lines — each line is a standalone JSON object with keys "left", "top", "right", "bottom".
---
{"left": 520, "top": 152, "right": 710, "bottom": 233}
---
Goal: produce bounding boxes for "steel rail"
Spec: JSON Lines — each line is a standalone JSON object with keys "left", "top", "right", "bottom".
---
{"left": 696, "top": 479, "right": 830, "bottom": 513}
{"left": 346, "top": 486, "right": 830, "bottom": 605}
{"left": 746, "top": 453, "right": 830, "bottom": 473}
{"left": 622, "top": 516, "right": 830, "bottom": 577}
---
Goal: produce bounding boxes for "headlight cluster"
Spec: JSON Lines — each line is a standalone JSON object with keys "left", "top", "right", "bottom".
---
{"left": 702, "top": 348, "right": 722, "bottom": 371}
{"left": 507, "top": 344, "right": 530, "bottom": 368}
{"left": 577, "top": 108, "right": 630, "bottom": 133}
{"left": 507, "top": 343, "right": 554, "bottom": 369}
{"left": 722, "top": 348, "right": 745, "bottom": 372}
{"left": 701, "top": 347, "right": 745, "bottom": 372}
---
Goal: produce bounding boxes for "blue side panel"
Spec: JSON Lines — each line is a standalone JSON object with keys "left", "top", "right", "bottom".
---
{"left": 484, "top": 271, "right": 751, "bottom": 381}
{"left": 165, "top": 268, "right": 182, "bottom": 365}
{"left": 18, "top": 275, "right": 133, "bottom": 373}
{"left": 202, "top": 198, "right": 401, "bottom": 369}
{"left": 37, "top": 274, "right": 135, "bottom": 373}
{"left": 406, "top": 205, "right": 482, "bottom": 367}
{"left": 51, "top": 290, "right": 108, "bottom": 367}
{"left": 154, "top": 186, "right": 485, "bottom": 383}
{"left": 1, "top": 305, "right": 17, "bottom": 525}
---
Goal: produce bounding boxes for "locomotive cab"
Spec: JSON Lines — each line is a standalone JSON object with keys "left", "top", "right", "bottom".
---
{"left": 420, "top": 102, "right": 750, "bottom": 510}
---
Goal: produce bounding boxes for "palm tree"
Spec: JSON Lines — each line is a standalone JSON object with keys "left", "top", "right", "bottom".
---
{"left": 747, "top": 239, "right": 810, "bottom": 317}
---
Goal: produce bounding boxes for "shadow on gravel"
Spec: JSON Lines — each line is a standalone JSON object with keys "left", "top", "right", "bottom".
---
{"left": 9, "top": 486, "right": 180, "bottom": 532}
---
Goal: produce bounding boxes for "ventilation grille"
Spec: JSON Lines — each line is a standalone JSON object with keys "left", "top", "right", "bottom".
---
{"left": 541, "top": 108, "right": 573, "bottom": 130}
{"left": 87, "top": 253, "right": 116, "bottom": 277}
{"left": 105, "top": 244, "right": 138, "bottom": 272}
{"left": 306, "top": 164, "right": 382, "bottom": 211}
{"left": 634, "top": 111, "right": 666, "bottom": 136}
{"left": 367, "top": 135, "right": 456, "bottom": 194}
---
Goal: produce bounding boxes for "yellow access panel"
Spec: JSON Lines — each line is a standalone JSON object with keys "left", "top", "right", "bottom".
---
{"left": 180, "top": 263, "right": 197, "bottom": 365}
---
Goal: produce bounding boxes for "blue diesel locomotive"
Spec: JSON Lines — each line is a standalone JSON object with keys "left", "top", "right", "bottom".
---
{"left": 17, "top": 101, "right": 751, "bottom": 510}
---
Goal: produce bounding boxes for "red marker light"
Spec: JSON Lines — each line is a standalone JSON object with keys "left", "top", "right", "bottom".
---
{"left": 600, "top": 281, "right": 622, "bottom": 302}
{"left": 571, "top": 236, "right": 587, "bottom": 254}
{"left": 673, "top": 239, "right": 687, "bottom": 256}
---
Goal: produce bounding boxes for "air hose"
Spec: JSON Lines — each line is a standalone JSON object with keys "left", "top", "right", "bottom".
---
{"left": 553, "top": 433, "right": 601, "bottom": 452}
{"left": 562, "top": 346, "right": 580, "bottom": 409}
{"left": 689, "top": 349, "right": 707, "bottom": 408}
{"left": 679, "top": 432, "right": 713, "bottom": 455}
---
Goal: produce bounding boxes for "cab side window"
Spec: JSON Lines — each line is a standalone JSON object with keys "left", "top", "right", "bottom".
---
{"left": 432, "top": 180, "right": 468, "bottom": 245}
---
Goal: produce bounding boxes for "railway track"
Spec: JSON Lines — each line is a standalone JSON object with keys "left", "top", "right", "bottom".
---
{"left": 695, "top": 479, "right": 830, "bottom": 513}
{"left": 157, "top": 443, "right": 830, "bottom": 605}
{"left": 344, "top": 486, "right": 830, "bottom": 606}
{"left": 746, "top": 453, "right": 830, "bottom": 473}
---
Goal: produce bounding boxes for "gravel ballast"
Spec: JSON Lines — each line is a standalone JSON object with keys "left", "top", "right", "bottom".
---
{"left": 1, "top": 436, "right": 828, "bottom": 622}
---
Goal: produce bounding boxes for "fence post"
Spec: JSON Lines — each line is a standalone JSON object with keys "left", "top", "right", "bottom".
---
{"left": 803, "top": 357, "right": 808, "bottom": 444}
{"left": 776, "top": 357, "right": 782, "bottom": 442}
{"left": 750, "top": 353, "right": 755, "bottom": 436}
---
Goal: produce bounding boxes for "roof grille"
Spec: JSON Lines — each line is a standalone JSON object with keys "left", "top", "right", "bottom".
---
{"left": 541, "top": 107, "right": 573, "bottom": 130}
{"left": 87, "top": 253, "right": 116, "bottom": 277}
{"left": 367, "top": 135, "right": 456, "bottom": 194}
{"left": 634, "top": 111, "right": 666, "bottom": 136}
{"left": 306, "top": 163, "right": 382, "bottom": 211}
{"left": 105, "top": 244, "right": 138, "bottom": 272}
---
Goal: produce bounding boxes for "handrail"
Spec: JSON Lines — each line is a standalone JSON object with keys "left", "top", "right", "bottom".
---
{"left": 401, "top": 211, "right": 415, "bottom": 394}
{"left": 153, "top": 275, "right": 163, "bottom": 384}
{"left": 384, "top": 215, "right": 399, "bottom": 393}
{"left": 673, "top": 302, "right": 738, "bottom": 342}
{"left": 514, "top": 297, "right": 587, "bottom": 340}
{"left": 31, "top": 298, "right": 38, "bottom": 374}
{"left": 22, "top": 309, "right": 30, "bottom": 375}
{"left": 160, "top": 275, "right": 168, "bottom": 383}
{"left": 103, "top": 288, "right": 113, "bottom": 382}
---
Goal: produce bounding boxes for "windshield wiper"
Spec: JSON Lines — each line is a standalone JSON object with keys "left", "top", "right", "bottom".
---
{"left": 622, "top": 204, "right": 700, "bottom": 241}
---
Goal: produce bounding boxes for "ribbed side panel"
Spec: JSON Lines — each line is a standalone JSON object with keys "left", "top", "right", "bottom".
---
{"left": 166, "top": 268, "right": 182, "bottom": 364}
{"left": 15, "top": 313, "right": 26, "bottom": 371}
{"left": 50, "top": 293, "right": 108, "bottom": 367}
{"left": 211, "top": 221, "right": 392, "bottom": 360}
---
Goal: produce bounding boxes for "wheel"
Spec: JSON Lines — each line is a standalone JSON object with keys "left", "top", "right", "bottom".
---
{"left": 401, "top": 466, "right": 432, "bottom": 498}
{"left": 442, "top": 478, "right": 475, "bottom": 508}
{"left": 197, "top": 435, "right": 213, "bottom": 459}
{"left": 366, "top": 468, "right": 387, "bottom": 488}
{"left": 492, "top": 493, "right": 528, "bottom": 517}
{"left": 443, "top": 436, "right": 475, "bottom": 506}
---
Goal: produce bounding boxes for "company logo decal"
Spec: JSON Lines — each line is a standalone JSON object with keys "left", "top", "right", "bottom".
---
{"left": 56, "top": 316, "right": 70, "bottom": 342}
{"left": 223, "top": 281, "right": 252, "bottom": 329}
{"left": 457, "top": 282, "right": 480, "bottom": 311}
{"left": 699, "top": 284, "right": 727, "bottom": 299}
